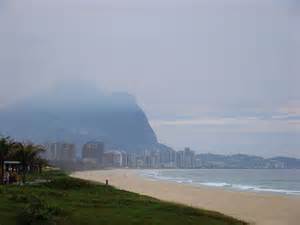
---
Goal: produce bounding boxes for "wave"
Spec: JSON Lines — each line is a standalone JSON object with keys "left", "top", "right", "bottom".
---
{"left": 139, "top": 170, "right": 300, "bottom": 196}
{"left": 139, "top": 170, "right": 193, "bottom": 184}
{"left": 200, "top": 182, "right": 300, "bottom": 195}
{"left": 199, "top": 182, "right": 231, "bottom": 187}
{"left": 230, "top": 184, "right": 300, "bottom": 195}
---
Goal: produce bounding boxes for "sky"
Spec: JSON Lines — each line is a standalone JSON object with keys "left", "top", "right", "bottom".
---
{"left": 0, "top": 0, "right": 299, "bottom": 157}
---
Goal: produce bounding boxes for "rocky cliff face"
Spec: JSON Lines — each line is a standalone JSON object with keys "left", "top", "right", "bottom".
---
{"left": 0, "top": 82, "right": 159, "bottom": 153}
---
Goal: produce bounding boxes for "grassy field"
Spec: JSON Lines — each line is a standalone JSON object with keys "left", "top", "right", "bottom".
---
{"left": 0, "top": 170, "right": 247, "bottom": 225}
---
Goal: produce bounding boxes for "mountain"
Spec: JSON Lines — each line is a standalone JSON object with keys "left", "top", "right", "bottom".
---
{"left": 268, "top": 157, "right": 300, "bottom": 169}
{"left": 0, "top": 81, "right": 161, "bottom": 153}
{"left": 195, "top": 153, "right": 300, "bottom": 169}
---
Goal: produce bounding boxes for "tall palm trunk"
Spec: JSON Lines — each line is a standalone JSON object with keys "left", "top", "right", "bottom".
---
{"left": 21, "top": 165, "right": 27, "bottom": 184}
{"left": 0, "top": 161, "right": 4, "bottom": 185}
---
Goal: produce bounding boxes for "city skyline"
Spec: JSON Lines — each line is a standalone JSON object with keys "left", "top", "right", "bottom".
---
{"left": 42, "top": 140, "right": 300, "bottom": 170}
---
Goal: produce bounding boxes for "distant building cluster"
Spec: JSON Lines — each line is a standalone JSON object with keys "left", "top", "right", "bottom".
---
{"left": 44, "top": 143, "right": 76, "bottom": 162}
{"left": 82, "top": 142, "right": 104, "bottom": 165}
{"left": 43, "top": 141, "right": 201, "bottom": 169}
{"left": 43, "top": 142, "right": 296, "bottom": 170}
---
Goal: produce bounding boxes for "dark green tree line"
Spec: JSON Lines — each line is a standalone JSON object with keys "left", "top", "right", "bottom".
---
{"left": 0, "top": 136, "right": 48, "bottom": 184}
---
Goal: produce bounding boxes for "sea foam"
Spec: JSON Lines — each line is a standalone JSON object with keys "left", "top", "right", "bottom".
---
{"left": 139, "top": 169, "right": 300, "bottom": 196}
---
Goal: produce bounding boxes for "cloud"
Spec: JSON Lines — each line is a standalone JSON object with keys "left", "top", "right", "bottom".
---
{"left": 279, "top": 100, "right": 300, "bottom": 116}
{"left": 0, "top": 0, "right": 299, "bottom": 156}
{"left": 150, "top": 115, "right": 300, "bottom": 133}
{"left": 151, "top": 117, "right": 253, "bottom": 126}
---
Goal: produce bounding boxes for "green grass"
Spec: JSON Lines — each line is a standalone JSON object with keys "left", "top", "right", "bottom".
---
{"left": 0, "top": 170, "right": 248, "bottom": 225}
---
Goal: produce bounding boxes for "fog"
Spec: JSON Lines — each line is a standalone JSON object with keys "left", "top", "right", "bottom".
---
{"left": 0, "top": 0, "right": 299, "bottom": 156}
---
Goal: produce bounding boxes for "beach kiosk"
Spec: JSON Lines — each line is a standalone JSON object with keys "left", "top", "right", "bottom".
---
{"left": 3, "top": 161, "right": 21, "bottom": 184}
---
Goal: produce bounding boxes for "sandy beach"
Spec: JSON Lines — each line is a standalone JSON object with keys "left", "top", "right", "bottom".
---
{"left": 72, "top": 169, "right": 300, "bottom": 225}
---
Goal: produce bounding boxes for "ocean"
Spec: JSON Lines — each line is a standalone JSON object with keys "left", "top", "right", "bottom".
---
{"left": 139, "top": 169, "right": 300, "bottom": 196}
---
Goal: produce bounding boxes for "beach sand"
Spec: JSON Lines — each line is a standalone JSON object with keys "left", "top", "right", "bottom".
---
{"left": 71, "top": 169, "right": 300, "bottom": 225}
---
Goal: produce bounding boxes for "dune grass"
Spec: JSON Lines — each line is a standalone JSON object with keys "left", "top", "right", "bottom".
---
{"left": 0, "top": 170, "right": 247, "bottom": 225}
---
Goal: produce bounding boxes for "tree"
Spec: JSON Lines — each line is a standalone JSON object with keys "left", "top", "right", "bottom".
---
{"left": 0, "top": 136, "right": 16, "bottom": 184}
{"left": 33, "top": 157, "right": 49, "bottom": 174}
{"left": 12, "top": 142, "right": 45, "bottom": 183}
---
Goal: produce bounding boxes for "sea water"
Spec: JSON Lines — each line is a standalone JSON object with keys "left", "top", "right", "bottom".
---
{"left": 139, "top": 169, "right": 300, "bottom": 196}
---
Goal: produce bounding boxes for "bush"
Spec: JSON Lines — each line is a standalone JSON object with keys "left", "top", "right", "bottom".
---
{"left": 9, "top": 193, "right": 29, "bottom": 203}
{"left": 17, "top": 195, "right": 63, "bottom": 225}
{"left": 46, "top": 177, "right": 95, "bottom": 190}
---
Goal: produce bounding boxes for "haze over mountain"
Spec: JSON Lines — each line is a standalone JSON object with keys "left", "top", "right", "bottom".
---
{"left": 0, "top": 0, "right": 299, "bottom": 157}
{"left": 0, "top": 81, "right": 166, "bottom": 153}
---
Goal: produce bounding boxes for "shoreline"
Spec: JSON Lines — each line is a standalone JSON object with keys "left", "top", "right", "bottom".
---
{"left": 138, "top": 169, "right": 300, "bottom": 197}
{"left": 72, "top": 169, "right": 300, "bottom": 225}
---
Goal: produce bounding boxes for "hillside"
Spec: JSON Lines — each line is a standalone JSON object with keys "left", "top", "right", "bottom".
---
{"left": 195, "top": 153, "right": 300, "bottom": 169}
{"left": 0, "top": 170, "right": 247, "bottom": 225}
{"left": 0, "top": 82, "right": 160, "bottom": 153}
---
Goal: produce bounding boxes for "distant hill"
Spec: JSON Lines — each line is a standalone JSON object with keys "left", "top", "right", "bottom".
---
{"left": 0, "top": 81, "right": 164, "bottom": 153}
{"left": 195, "top": 153, "right": 300, "bottom": 169}
{"left": 268, "top": 157, "right": 300, "bottom": 169}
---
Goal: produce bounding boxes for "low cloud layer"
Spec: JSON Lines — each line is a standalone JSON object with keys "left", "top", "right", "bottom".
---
{"left": 151, "top": 115, "right": 300, "bottom": 134}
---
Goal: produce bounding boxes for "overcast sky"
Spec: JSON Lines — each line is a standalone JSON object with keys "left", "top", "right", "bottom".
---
{"left": 0, "top": 0, "right": 299, "bottom": 157}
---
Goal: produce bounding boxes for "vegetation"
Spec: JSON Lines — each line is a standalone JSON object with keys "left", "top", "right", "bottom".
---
{"left": 0, "top": 170, "right": 248, "bottom": 225}
{"left": 0, "top": 136, "right": 47, "bottom": 184}
{"left": 0, "top": 136, "right": 17, "bottom": 184}
{"left": 16, "top": 194, "right": 63, "bottom": 225}
{"left": 0, "top": 137, "right": 247, "bottom": 225}
{"left": 12, "top": 142, "right": 46, "bottom": 183}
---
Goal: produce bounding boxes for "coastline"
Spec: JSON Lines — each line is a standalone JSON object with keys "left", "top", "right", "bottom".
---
{"left": 72, "top": 169, "right": 300, "bottom": 225}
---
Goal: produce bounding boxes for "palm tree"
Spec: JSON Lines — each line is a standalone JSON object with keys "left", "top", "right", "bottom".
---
{"left": 33, "top": 157, "right": 49, "bottom": 174}
{"left": 0, "top": 136, "right": 16, "bottom": 184}
{"left": 12, "top": 142, "right": 45, "bottom": 183}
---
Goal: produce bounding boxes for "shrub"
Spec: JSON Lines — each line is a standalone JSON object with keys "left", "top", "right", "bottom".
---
{"left": 9, "top": 193, "right": 29, "bottom": 203}
{"left": 45, "top": 177, "right": 95, "bottom": 190}
{"left": 17, "top": 195, "right": 63, "bottom": 225}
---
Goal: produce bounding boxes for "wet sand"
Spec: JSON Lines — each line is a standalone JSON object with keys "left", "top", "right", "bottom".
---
{"left": 72, "top": 169, "right": 300, "bottom": 225}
